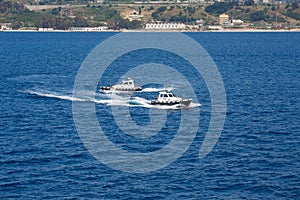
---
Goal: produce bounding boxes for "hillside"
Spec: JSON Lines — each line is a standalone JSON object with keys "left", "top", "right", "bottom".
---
{"left": 0, "top": 0, "right": 299, "bottom": 30}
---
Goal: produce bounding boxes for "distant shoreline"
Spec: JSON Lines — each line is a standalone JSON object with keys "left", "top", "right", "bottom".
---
{"left": 126, "top": 28, "right": 300, "bottom": 32}
{"left": 2, "top": 28, "right": 300, "bottom": 33}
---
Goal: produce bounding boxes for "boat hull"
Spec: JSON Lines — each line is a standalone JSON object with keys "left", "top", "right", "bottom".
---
{"left": 150, "top": 99, "right": 192, "bottom": 107}
{"left": 100, "top": 86, "right": 142, "bottom": 92}
{"left": 181, "top": 99, "right": 192, "bottom": 107}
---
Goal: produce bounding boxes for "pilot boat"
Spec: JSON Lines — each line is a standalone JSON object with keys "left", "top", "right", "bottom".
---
{"left": 151, "top": 91, "right": 192, "bottom": 107}
{"left": 100, "top": 78, "right": 142, "bottom": 92}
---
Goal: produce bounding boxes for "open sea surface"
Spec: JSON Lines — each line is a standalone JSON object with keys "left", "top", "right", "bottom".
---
{"left": 0, "top": 32, "right": 299, "bottom": 199}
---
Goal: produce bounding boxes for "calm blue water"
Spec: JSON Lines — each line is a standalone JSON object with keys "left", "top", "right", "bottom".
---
{"left": 0, "top": 32, "right": 299, "bottom": 199}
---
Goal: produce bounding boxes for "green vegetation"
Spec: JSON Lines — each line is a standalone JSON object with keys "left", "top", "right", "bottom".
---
{"left": 250, "top": 10, "right": 267, "bottom": 21}
{"left": 205, "top": 2, "right": 236, "bottom": 15}
{"left": 150, "top": 5, "right": 213, "bottom": 24}
{"left": 0, "top": 0, "right": 299, "bottom": 30}
{"left": 0, "top": 0, "right": 143, "bottom": 29}
{"left": 285, "top": 10, "right": 300, "bottom": 20}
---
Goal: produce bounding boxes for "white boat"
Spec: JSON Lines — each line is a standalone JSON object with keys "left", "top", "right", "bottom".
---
{"left": 100, "top": 78, "right": 142, "bottom": 92}
{"left": 151, "top": 91, "right": 192, "bottom": 107}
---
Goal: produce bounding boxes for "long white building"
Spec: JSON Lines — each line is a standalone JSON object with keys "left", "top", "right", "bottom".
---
{"left": 69, "top": 26, "right": 108, "bottom": 32}
{"left": 146, "top": 23, "right": 186, "bottom": 30}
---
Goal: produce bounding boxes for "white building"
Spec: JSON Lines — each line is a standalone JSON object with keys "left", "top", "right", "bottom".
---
{"left": 263, "top": 0, "right": 271, "bottom": 3}
{"left": 69, "top": 26, "right": 108, "bottom": 32}
{"left": 0, "top": 23, "right": 12, "bottom": 31}
{"left": 219, "top": 13, "right": 229, "bottom": 27}
{"left": 124, "top": 10, "right": 143, "bottom": 21}
{"left": 230, "top": 19, "right": 244, "bottom": 27}
{"left": 207, "top": 25, "right": 222, "bottom": 30}
{"left": 146, "top": 23, "right": 186, "bottom": 30}
{"left": 38, "top": 28, "right": 54, "bottom": 31}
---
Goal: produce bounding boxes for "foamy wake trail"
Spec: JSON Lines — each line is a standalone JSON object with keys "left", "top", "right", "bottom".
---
{"left": 26, "top": 90, "right": 110, "bottom": 104}
{"left": 189, "top": 102, "right": 202, "bottom": 108}
{"left": 25, "top": 90, "right": 201, "bottom": 110}
{"left": 27, "top": 90, "right": 85, "bottom": 102}
{"left": 128, "top": 97, "right": 152, "bottom": 108}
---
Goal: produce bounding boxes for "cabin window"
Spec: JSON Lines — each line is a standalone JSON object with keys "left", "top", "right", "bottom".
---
{"left": 168, "top": 94, "right": 173, "bottom": 97}
{"left": 164, "top": 94, "right": 168, "bottom": 97}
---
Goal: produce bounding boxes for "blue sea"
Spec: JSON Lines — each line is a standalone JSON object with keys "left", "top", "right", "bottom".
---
{"left": 0, "top": 32, "right": 299, "bottom": 199}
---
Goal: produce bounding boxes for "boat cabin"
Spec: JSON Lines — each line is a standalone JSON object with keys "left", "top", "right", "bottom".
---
{"left": 151, "top": 91, "right": 192, "bottom": 106}
{"left": 118, "top": 79, "right": 134, "bottom": 86}
{"left": 100, "top": 78, "right": 142, "bottom": 91}
{"left": 159, "top": 91, "right": 175, "bottom": 98}
{"left": 155, "top": 91, "right": 182, "bottom": 103}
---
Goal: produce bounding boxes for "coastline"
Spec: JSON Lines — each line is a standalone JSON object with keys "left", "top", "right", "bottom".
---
{"left": 125, "top": 28, "right": 300, "bottom": 32}
{"left": 1, "top": 28, "right": 300, "bottom": 33}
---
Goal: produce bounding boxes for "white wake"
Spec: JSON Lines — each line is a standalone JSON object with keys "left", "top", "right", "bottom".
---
{"left": 25, "top": 89, "right": 201, "bottom": 110}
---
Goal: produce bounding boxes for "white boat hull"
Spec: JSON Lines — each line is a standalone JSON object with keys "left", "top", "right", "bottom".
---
{"left": 151, "top": 99, "right": 192, "bottom": 107}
